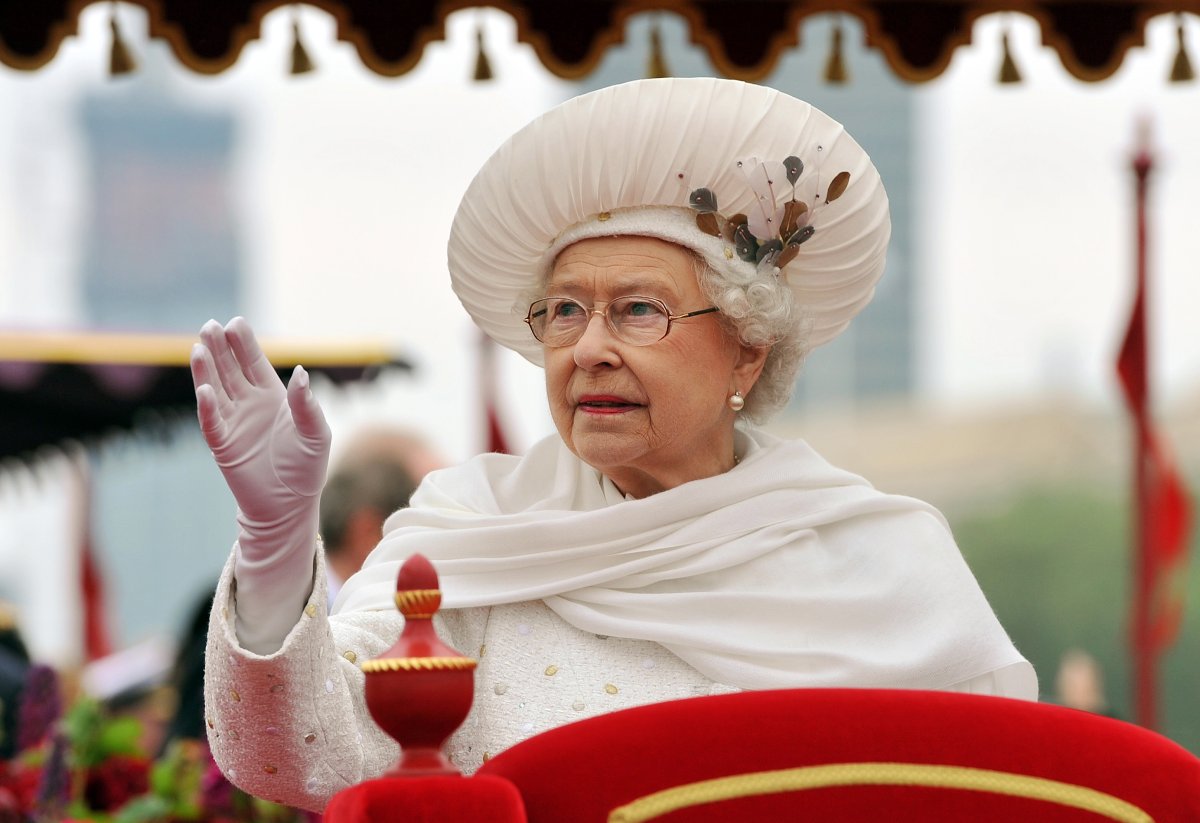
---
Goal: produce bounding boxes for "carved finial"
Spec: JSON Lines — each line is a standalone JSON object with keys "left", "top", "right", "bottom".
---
{"left": 394, "top": 553, "right": 442, "bottom": 620}
{"left": 361, "top": 554, "right": 477, "bottom": 775}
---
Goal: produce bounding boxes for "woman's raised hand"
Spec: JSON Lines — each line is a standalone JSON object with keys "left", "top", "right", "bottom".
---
{"left": 190, "top": 317, "right": 331, "bottom": 537}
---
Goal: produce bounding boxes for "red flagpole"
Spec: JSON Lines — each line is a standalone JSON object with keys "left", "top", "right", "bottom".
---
{"left": 1118, "top": 122, "right": 1193, "bottom": 730}
{"left": 1129, "top": 126, "right": 1154, "bottom": 729}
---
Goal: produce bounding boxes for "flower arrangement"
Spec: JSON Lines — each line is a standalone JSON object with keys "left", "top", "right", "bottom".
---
{"left": 0, "top": 664, "right": 317, "bottom": 823}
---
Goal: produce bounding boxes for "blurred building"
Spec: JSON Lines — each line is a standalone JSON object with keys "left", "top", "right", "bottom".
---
{"left": 80, "top": 83, "right": 240, "bottom": 331}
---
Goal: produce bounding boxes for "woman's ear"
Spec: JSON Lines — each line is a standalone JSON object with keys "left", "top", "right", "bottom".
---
{"left": 733, "top": 343, "right": 769, "bottom": 393}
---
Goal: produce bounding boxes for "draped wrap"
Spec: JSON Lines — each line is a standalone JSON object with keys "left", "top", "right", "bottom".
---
{"left": 335, "top": 428, "right": 1033, "bottom": 693}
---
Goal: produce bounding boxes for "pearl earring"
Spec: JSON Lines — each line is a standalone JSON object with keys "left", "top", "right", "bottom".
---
{"left": 728, "top": 390, "right": 745, "bottom": 412}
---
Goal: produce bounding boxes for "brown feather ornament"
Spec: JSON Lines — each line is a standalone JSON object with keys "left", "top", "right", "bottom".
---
{"left": 825, "top": 172, "right": 851, "bottom": 204}
{"left": 780, "top": 200, "right": 809, "bottom": 239}
{"left": 695, "top": 212, "right": 720, "bottom": 237}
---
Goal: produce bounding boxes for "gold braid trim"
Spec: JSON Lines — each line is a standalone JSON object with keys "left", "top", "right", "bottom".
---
{"left": 607, "top": 762, "right": 1154, "bottom": 823}
{"left": 360, "top": 657, "right": 477, "bottom": 673}
{"left": 394, "top": 589, "right": 440, "bottom": 616}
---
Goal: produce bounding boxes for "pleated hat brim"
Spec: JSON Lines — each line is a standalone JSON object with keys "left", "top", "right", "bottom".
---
{"left": 447, "top": 78, "right": 890, "bottom": 366}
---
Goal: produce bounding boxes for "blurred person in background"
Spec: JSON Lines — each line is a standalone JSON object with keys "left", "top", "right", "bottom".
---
{"left": 190, "top": 78, "right": 1036, "bottom": 811}
{"left": 319, "top": 426, "right": 443, "bottom": 609}
{"left": 1054, "top": 647, "right": 1119, "bottom": 719}
{"left": 0, "top": 602, "right": 31, "bottom": 760}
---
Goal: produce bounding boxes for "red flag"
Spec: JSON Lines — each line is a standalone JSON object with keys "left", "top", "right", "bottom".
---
{"left": 1117, "top": 125, "right": 1192, "bottom": 729}
{"left": 1143, "top": 438, "right": 1191, "bottom": 651}
{"left": 70, "top": 453, "right": 113, "bottom": 662}
{"left": 80, "top": 523, "right": 113, "bottom": 662}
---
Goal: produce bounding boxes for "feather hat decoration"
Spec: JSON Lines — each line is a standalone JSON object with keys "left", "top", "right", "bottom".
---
{"left": 447, "top": 78, "right": 890, "bottom": 366}
{"left": 687, "top": 155, "right": 852, "bottom": 276}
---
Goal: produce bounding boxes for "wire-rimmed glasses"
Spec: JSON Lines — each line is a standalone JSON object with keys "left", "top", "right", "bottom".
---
{"left": 524, "top": 295, "right": 720, "bottom": 348}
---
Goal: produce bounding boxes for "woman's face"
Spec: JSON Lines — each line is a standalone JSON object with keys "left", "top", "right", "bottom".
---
{"left": 542, "top": 236, "right": 766, "bottom": 498}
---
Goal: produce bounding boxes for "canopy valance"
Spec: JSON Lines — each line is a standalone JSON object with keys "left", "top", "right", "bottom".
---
{"left": 1, "top": 1, "right": 1197, "bottom": 82}
{"left": 0, "top": 330, "right": 410, "bottom": 462}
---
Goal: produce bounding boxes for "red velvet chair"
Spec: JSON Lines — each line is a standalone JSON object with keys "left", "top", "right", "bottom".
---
{"left": 476, "top": 688, "right": 1200, "bottom": 821}
{"left": 323, "top": 557, "right": 1200, "bottom": 821}
{"left": 324, "top": 773, "right": 525, "bottom": 822}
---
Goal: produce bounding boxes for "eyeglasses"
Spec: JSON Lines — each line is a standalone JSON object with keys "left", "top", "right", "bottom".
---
{"left": 524, "top": 296, "right": 720, "bottom": 348}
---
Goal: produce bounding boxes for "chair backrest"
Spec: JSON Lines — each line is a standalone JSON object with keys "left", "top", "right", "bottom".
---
{"left": 476, "top": 688, "right": 1200, "bottom": 822}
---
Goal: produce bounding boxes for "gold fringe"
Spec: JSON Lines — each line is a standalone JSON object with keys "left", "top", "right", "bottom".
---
{"left": 290, "top": 19, "right": 315, "bottom": 75}
{"left": 647, "top": 22, "right": 670, "bottom": 79}
{"left": 109, "top": 6, "right": 137, "bottom": 76}
{"left": 823, "top": 21, "right": 849, "bottom": 84}
{"left": 998, "top": 30, "right": 1022, "bottom": 84}
{"left": 473, "top": 25, "right": 494, "bottom": 81}
{"left": 1170, "top": 15, "right": 1195, "bottom": 82}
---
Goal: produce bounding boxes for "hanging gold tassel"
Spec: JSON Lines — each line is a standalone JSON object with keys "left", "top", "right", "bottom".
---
{"left": 1169, "top": 14, "right": 1195, "bottom": 83}
{"left": 473, "top": 25, "right": 494, "bottom": 81}
{"left": 646, "top": 22, "right": 670, "bottom": 78}
{"left": 109, "top": 3, "right": 137, "bottom": 76}
{"left": 823, "top": 20, "right": 849, "bottom": 84}
{"left": 290, "top": 17, "right": 315, "bottom": 75}
{"left": 998, "top": 29, "right": 1022, "bottom": 84}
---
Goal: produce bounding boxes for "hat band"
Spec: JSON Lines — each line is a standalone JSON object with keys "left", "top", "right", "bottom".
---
{"left": 540, "top": 206, "right": 751, "bottom": 286}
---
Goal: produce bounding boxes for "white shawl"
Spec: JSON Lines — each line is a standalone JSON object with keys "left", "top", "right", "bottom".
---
{"left": 335, "top": 428, "right": 1031, "bottom": 692}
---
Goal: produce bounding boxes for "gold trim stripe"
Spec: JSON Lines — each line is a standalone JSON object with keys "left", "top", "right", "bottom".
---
{"left": 0, "top": 330, "right": 396, "bottom": 367}
{"left": 607, "top": 762, "right": 1154, "bottom": 823}
{"left": 360, "top": 657, "right": 477, "bottom": 673}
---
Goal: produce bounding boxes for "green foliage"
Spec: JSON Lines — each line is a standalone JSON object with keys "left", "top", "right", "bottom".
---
{"left": 950, "top": 484, "right": 1199, "bottom": 752}
{"left": 112, "top": 793, "right": 174, "bottom": 823}
{"left": 146, "top": 739, "right": 206, "bottom": 819}
{"left": 62, "top": 699, "right": 142, "bottom": 769}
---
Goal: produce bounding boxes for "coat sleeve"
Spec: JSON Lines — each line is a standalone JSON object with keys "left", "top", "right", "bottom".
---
{"left": 203, "top": 544, "right": 403, "bottom": 811}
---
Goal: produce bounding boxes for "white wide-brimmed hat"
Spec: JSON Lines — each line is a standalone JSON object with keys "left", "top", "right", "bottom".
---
{"left": 447, "top": 78, "right": 890, "bottom": 366}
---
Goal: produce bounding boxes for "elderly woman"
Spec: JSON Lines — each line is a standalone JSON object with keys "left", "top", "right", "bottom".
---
{"left": 192, "top": 78, "right": 1035, "bottom": 811}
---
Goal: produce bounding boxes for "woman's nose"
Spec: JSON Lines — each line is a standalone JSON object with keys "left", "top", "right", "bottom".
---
{"left": 572, "top": 311, "right": 622, "bottom": 369}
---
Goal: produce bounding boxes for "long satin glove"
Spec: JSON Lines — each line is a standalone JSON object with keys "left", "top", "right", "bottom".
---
{"left": 190, "top": 317, "right": 331, "bottom": 654}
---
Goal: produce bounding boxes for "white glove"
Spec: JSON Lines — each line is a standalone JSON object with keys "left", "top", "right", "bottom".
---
{"left": 191, "top": 317, "right": 331, "bottom": 653}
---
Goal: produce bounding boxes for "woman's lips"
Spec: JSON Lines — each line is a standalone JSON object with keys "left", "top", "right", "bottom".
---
{"left": 577, "top": 394, "right": 641, "bottom": 414}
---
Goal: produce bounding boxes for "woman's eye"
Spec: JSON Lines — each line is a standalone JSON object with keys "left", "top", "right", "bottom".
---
{"left": 623, "top": 300, "right": 664, "bottom": 318}
{"left": 554, "top": 301, "right": 585, "bottom": 319}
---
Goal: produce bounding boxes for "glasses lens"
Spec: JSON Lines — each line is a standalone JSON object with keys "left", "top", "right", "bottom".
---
{"left": 609, "top": 296, "right": 669, "bottom": 345}
{"left": 528, "top": 298, "right": 587, "bottom": 345}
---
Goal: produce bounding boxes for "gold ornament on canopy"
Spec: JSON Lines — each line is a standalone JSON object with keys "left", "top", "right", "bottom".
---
{"left": 824, "top": 18, "right": 849, "bottom": 84}
{"left": 108, "top": 3, "right": 137, "bottom": 76}
{"left": 1169, "top": 13, "right": 1195, "bottom": 80}
{"left": 473, "top": 23, "right": 494, "bottom": 81}
{"left": 998, "top": 27, "right": 1023, "bottom": 83}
